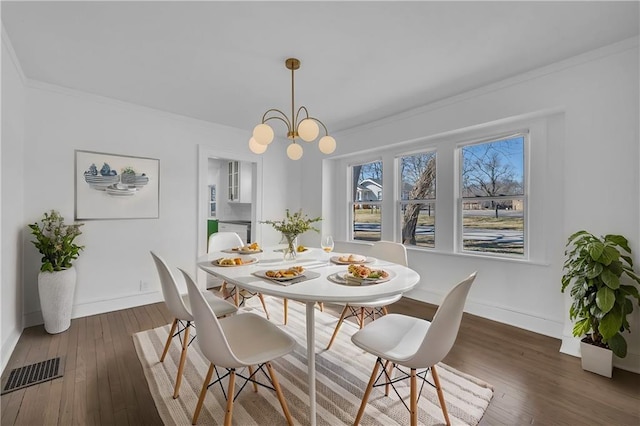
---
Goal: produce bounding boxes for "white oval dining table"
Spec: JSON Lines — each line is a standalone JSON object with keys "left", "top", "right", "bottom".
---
{"left": 197, "top": 246, "right": 420, "bottom": 426}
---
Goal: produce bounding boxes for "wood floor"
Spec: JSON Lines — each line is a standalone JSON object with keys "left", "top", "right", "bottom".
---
{"left": 2, "top": 294, "right": 639, "bottom": 425}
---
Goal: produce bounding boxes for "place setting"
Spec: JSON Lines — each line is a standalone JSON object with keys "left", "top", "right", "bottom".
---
{"left": 211, "top": 256, "right": 259, "bottom": 267}
{"left": 252, "top": 265, "right": 320, "bottom": 286}
{"left": 220, "top": 242, "right": 263, "bottom": 254}
{"left": 328, "top": 263, "right": 394, "bottom": 286}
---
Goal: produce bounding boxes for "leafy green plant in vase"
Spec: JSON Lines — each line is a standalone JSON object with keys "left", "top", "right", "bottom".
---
{"left": 263, "top": 209, "right": 321, "bottom": 260}
{"left": 561, "top": 231, "right": 640, "bottom": 376}
{"left": 29, "top": 210, "right": 84, "bottom": 334}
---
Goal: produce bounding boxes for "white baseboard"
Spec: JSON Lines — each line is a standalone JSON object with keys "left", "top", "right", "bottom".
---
{"left": 406, "top": 287, "right": 564, "bottom": 339}
{"left": 561, "top": 336, "right": 640, "bottom": 374}
{"left": 1, "top": 326, "right": 23, "bottom": 374}
{"left": 23, "top": 291, "right": 164, "bottom": 328}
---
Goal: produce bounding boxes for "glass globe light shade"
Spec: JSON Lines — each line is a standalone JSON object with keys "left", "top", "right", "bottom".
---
{"left": 318, "top": 135, "right": 336, "bottom": 154}
{"left": 297, "top": 118, "right": 319, "bottom": 142}
{"left": 286, "top": 143, "right": 303, "bottom": 160}
{"left": 249, "top": 137, "right": 267, "bottom": 154}
{"left": 253, "top": 123, "right": 274, "bottom": 145}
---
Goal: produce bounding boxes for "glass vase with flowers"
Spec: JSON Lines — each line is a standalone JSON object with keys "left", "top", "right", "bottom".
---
{"left": 263, "top": 209, "right": 322, "bottom": 260}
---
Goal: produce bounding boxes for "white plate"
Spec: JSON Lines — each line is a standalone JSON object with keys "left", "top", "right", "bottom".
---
{"left": 212, "top": 257, "right": 258, "bottom": 267}
{"left": 253, "top": 269, "right": 306, "bottom": 282}
{"left": 106, "top": 187, "right": 136, "bottom": 196}
{"left": 222, "top": 247, "right": 263, "bottom": 254}
{"left": 340, "top": 269, "right": 394, "bottom": 284}
{"left": 330, "top": 255, "right": 372, "bottom": 265}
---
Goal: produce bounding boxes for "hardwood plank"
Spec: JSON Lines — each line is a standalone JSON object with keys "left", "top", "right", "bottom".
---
{"left": 2, "top": 299, "right": 638, "bottom": 426}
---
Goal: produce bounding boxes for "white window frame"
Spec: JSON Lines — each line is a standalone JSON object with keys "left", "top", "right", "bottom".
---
{"left": 396, "top": 148, "right": 437, "bottom": 249}
{"left": 349, "top": 158, "right": 384, "bottom": 242}
{"left": 455, "top": 131, "right": 529, "bottom": 259}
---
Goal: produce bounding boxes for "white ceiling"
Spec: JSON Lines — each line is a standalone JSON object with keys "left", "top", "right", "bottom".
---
{"left": 2, "top": 1, "right": 638, "bottom": 133}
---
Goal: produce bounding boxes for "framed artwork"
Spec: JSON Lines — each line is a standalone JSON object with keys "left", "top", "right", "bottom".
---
{"left": 75, "top": 150, "right": 160, "bottom": 220}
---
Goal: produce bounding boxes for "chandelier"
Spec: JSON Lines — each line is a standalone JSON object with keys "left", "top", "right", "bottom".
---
{"left": 248, "top": 58, "right": 336, "bottom": 160}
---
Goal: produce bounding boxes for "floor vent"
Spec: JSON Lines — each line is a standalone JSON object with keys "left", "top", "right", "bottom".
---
{"left": 1, "top": 357, "right": 64, "bottom": 395}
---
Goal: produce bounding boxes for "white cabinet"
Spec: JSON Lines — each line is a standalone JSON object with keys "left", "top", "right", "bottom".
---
{"left": 227, "top": 161, "right": 252, "bottom": 203}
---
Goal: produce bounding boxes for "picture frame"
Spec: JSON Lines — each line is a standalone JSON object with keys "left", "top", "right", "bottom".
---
{"left": 75, "top": 150, "right": 160, "bottom": 220}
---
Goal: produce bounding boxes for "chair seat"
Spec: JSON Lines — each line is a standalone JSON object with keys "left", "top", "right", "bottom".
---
{"left": 181, "top": 292, "right": 237, "bottom": 318}
{"left": 220, "top": 312, "right": 296, "bottom": 367}
{"left": 351, "top": 313, "right": 430, "bottom": 363}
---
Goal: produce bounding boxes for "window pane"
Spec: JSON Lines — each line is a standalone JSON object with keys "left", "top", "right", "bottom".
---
{"left": 400, "top": 202, "right": 435, "bottom": 248}
{"left": 353, "top": 204, "right": 381, "bottom": 242}
{"left": 462, "top": 136, "right": 524, "bottom": 197}
{"left": 400, "top": 152, "right": 436, "bottom": 200}
{"left": 352, "top": 161, "right": 383, "bottom": 202}
{"left": 462, "top": 199, "right": 524, "bottom": 255}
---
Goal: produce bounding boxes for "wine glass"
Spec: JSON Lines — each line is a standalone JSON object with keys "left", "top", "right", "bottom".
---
{"left": 321, "top": 235, "right": 334, "bottom": 264}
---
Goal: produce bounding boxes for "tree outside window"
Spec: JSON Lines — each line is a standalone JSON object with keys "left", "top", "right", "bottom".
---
{"left": 461, "top": 136, "right": 525, "bottom": 256}
{"left": 399, "top": 152, "right": 436, "bottom": 247}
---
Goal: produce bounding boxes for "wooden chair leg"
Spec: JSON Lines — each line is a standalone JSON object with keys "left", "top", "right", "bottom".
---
{"left": 326, "top": 305, "right": 350, "bottom": 350}
{"left": 382, "top": 306, "right": 389, "bottom": 315}
{"left": 160, "top": 318, "right": 178, "bottom": 362}
{"left": 224, "top": 370, "right": 236, "bottom": 426}
{"left": 266, "top": 362, "right": 293, "bottom": 426}
{"left": 410, "top": 368, "right": 418, "bottom": 426}
{"left": 257, "top": 293, "right": 270, "bottom": 320}
{"left": 384, "top": 360, "right": 392, "bottom": 396}
{"left": 354, "top": 358, "right": 381, "bottom": 426}
{"left": 318, "top": 302, "right": 324, "bottom": 312}
{"left": 248, "top": 365, "right": 258, "bottom": 392}
{"left": 192, "top": 363, "right": 215, "bottom": 425}
{"left": 234, "top": 287, "right": 240, "bottom": 307}
{"left": 431, "top": 365, "right": 451, "bottom": 426}
{"left": 283, "top": 299, "right": 289, "bottom": 325}
{"left": 173, "top": 322, "right": 191, "bottom": 398}
{"left": 359, "top": 307, "right": 365, "bottom": 329}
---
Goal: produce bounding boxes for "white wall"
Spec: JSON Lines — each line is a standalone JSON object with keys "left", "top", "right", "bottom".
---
{"left": 302, "top": 38, "right": 640, "bottom": 372}
{"left": 1, "top": 31, "right": 26, "bottom": 372}
{"left": 18, "top": 81, "right": 291, "bottom": 328}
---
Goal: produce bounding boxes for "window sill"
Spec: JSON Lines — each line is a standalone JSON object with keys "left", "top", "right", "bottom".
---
{"left": 405, "top": 246, "right": 550, "bottom": 266}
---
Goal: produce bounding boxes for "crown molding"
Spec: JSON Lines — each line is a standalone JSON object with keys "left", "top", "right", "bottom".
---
{"left": 1, "top": 26, "right": 27, "bottom": 85}
{"left": 24, "top": 78, "right": 251, "bottom": 135}
{"left": 337, "top": 36, "right": 639, "bottom": 137}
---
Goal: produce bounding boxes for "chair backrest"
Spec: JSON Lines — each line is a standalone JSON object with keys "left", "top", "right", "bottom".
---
{"left": 333, "top": 240, "right": 373, "bottom": 255}
{"left": 150, "top": 251, "right": 192, "bottom": 321}
{"left": 368, "top": 241, "right": 408, "bottom": 266}
{"left": 179, "top": 268, "right": 242, "bottom": 367}
{"left": 408, "top": 272, "right": 476, "bottom": 368}
{"left": 208, "top": 232, "right": 244, "bottom": 253}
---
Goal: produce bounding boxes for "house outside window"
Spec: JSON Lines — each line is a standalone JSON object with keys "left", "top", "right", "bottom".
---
{"left": 459, "top": 135, "right": 525, "bottom": 256}
{"left": 350, "top": 160, "right": 382, "bottom": 241}
{"left": 398, "top": 151, "right": 436, "bottom": 248}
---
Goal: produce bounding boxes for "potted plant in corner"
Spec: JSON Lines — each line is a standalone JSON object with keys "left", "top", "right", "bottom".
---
{"left": 29, "top": 210, "right": 84, "bottom": 334}
{"left": 561, "top": 231, "right": 640, "bottom": 377}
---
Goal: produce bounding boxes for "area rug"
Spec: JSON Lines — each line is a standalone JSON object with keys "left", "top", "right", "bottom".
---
{"left": 133, "top": 296, "right": 493, "bottom": 425}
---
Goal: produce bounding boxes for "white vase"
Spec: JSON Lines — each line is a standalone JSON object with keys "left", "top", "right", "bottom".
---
{"left": 38, "top": 267, "right": 76, "bottom": 334}
{"left": 580, "top": 340, "right": 613, "bottom": 378}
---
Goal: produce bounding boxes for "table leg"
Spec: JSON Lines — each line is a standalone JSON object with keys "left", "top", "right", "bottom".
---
{"left": 306, "top": 302, "right": 316, "bottom": 426}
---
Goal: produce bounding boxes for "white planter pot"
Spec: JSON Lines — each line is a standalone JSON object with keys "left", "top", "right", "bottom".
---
{"left": 580, "top": 340, "right": 613, "bottom": 378}
{"left": 38, "top": 267, "right": 77, "bottom": 334}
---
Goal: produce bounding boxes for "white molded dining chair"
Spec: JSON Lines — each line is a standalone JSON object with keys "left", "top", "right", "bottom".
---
{"left": 351, "top": 272, "right": 477, "bottom": 426}
{"left": 150, "top": 251, "right": 238, "bottom": 399}
{"left": 179, "top": 268, "right": 296, "bottom": 426}
{"left": 326, "top": 241, "right": 406, "bottom": 350}
{"left": 207, "top": 232, "right": 270, "bottom": 318}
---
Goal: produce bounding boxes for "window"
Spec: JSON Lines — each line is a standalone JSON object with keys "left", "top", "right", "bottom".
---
{"left": 350, "top": 160, "right": 382, "bottom": 241}
{"left": 209, "top": 185, "right": 216, "bottom": 217}
{"left": 398, "top": 151, "right": 436, "bottom": 248}
{"left": 460, "top": 135, "right": 525, "bottom": 256}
